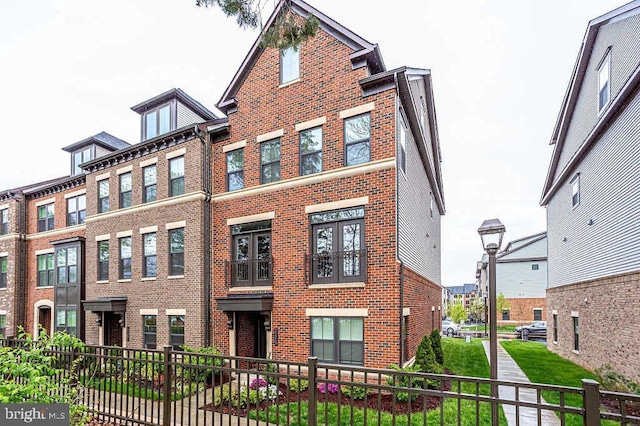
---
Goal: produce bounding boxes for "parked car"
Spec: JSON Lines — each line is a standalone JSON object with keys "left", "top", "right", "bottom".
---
{"left": 515, "top": 321, "right": 547, "bottom": 338}
{"left": 442, "top": 320, "right": 460, "bottom": 335}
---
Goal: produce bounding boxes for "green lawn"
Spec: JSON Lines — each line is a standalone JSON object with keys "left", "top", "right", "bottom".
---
{"left": 461, "top": 325, "right": 515, "bottom": 333}
{"left": 501, "top": 340, "right": 617, "bottom": 426}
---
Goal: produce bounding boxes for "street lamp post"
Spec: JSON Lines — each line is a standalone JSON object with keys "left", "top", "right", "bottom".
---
{"left": 431, "top": 306, "right": 435, "bottom": 330}
{"left": 478, "top": 218, "right": 506, "bottom": 426}
{"left": 484, "top": 296, "right": 488, "bottom": 337}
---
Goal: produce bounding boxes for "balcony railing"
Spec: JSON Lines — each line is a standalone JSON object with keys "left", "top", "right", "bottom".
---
{"left": 306, "top": 248, "right": 368, "bottom": 285}
{"left": 227, "top": 257, "right": 273, "bottom": 287}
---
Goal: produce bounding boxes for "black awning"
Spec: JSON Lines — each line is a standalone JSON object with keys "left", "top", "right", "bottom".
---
{"left": 82, "top": 297, "right": 128, "bottom": 313}
{"left": 216, "top": 293, "right": 273, "bottom": 312}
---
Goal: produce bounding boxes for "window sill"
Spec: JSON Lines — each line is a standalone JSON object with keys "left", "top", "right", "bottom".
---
{"left": 309, "top": 282, "right": 365, "bottom": 289}
{"left": 36, "top": 286, "right": 54, "bottom": 289}
{"left": 0, "top": 287, "right": 6, "bottom": 291}
{"left": 168, "top": 275, "right": 184, "bottom": 280}
{"left": 229, "top": 286, "right": 273, "bottom": 292}
{"left": 117, "top": 279, "right": 132, "bottom": 283}
{"left": 552, "top": 340, "right": 558, "bottom": 345}
{"left": 141, "top": 277, "right": 157, "bottom": 282}
{"left": 572, "top": 349, "right": 580, "bottom": 355}
{"left": 279, "top": 78, "right": 300, "bottom": 88}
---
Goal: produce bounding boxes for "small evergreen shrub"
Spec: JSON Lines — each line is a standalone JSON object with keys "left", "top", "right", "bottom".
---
{"left": 342, "top": 384, "right": 367, "bottom": 400}
{"left": 415, "top": 335, "right": 443, "bottom": 375}
{"left": 288, "top": 378, "right": 309, "bottom": 392}
{"left": 386, "top": 364, "right": 425, "bottom": 402}
{"left": 430, "top": 329, "right": 444, "bottom": 365}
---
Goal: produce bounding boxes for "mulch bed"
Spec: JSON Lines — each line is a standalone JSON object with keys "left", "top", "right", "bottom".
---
{"left": 204, "top": 379, "right": 452, "bottom": 418}
{"left": 600, "top": 396, "right": 640, "bottom": 419}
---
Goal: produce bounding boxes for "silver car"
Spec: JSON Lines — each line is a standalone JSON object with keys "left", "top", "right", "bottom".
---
{"left": 442, "top": 320, "right": 460, "bottom": 335}
{"left": 515, "top": 321, "right": 547, "bottom": 338}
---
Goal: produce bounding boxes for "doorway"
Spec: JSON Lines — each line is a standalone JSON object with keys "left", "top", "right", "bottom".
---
{"left": 37, "top": 306, "right": 52, "bottom": 337}
{"left": 103, "top": 312, "right": 123, "bottom": 347}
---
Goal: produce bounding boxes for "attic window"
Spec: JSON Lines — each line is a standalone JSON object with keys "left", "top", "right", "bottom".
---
{"left": 597, "top": 52, "right": 610, "bottom": 113}
{"left": 72, "top": 147, "right": 92, "bottom": 176}
{"left": 144, "top": 104, "right": 172, "bottom": 140}
{"left": 280, "top": 46, "right": 300, "bottom": 85}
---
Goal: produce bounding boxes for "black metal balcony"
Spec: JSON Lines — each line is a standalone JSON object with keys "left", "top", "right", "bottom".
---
{"left": 306, "top": 249, "right": 367, "bottom": 285}
{"left": 227, "top": 257, "right": 273, "bottom": 287}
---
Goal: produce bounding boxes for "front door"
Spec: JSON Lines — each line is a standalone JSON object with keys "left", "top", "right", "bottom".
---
{"left": 38, "top": 307, "right": 51, "bottom": 337}
{"left": 104, "top": 312, "right": 122, "bottom": 347}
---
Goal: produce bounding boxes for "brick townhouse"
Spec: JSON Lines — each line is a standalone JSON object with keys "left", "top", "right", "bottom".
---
{"left": 210, "top": 0, "right": 445, "bottom": 368}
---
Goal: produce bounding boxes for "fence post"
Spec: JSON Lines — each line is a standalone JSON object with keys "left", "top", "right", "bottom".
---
{"left": 582, "top": 379, "right": 600, "bottom": 426}
{"left": 307, "top": 357, "right": 318, "bottom": 426}
{"left": 162, "top": 345, "right": 172, "bottom": 426}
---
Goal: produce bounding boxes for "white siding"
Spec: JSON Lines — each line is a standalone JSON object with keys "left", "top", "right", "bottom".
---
{"left": 496, "top": 261, "right": 547, "bottom": 298}
{"left": 555, "top": 13, "right": 640, "bottom": 182}
{"left": 547, "top": 90, "right": 640, "bottom": 287}
{"left": 177, "top": 101, "right": 206, "bottom": 128}
{"left": 499, "top": 237, "right": 546, "bottom": 261}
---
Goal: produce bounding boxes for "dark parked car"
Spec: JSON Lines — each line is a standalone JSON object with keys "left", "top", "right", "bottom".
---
{"left": 515, "top": 321, "right": 547, "bottom": 338}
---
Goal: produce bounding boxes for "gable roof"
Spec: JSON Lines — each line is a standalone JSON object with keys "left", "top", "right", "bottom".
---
{"left": 217, "top": 0, "right": 386, "bottom": 114}
{"left": 447, "top": 283, "right": 477, "bottom": 296}
{"left": 62, "top": 131, "right": 130, "bottom": 153}
{"left": 497, "top": 232, "right": 547, "bottom": 261}
{"left": 132, "top": 88, "right": 217, "bottom": 120}
{"left": 541, "top": 0, "right": 640, "bottom": 205}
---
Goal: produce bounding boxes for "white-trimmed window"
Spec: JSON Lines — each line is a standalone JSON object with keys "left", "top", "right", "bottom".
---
{"left": 570, "top": 174, "right": 580, "bottom": 208}
{"left": 597, "top": 52, "right": 611, "bottom": 113}
{"left": 280, "top": 46, "right": 300, "bottom": 84}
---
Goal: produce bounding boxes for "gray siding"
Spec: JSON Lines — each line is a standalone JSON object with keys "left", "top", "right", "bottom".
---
{"left": 499, "top": 237, "right": 546, "bottom": 261}
{"left": 177, "top": 101, "right": 206, "bottom": 128}
{"left": 547, "top": 90, "right": 640, "bottom": 287}
{"left": 496, "top": 261, "right": 547, "bottom": 298}
{"left": 555, "top": 13, "right": 640, "bottom": 182}
{"left": 95, "top": 145, "right": 111, "bottom": 159}
{"left": 397, "top": 92, "right": 442, "bottom": 284}
{"left": 409, "top": 78, "right": 436, "bottom": 173}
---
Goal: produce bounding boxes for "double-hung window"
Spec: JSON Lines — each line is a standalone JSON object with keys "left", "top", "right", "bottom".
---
{"left": 66, "top": 194, "right": 86, "bottom": 226}
{"left": 280, "top": 46, "right": 300, "bottom": 84}
{"left": 344, "top": 114, "right": 371, "bottom": 166}
{"left": 0, "top": 208, "right": 7, "bottom": 235}
{"left": 598, "top": 52, "right": 611, "bottom": 113}
{"left": 169, "top": 315, "right": 185, "bottom": 350}
{"left": 120, "top": 173, "right": 132, "bottom": 209}
{"left": 56, "top": 247, "right": 77, "bottom": 285}
{"left": 227, "top": 149, "right": 244, "bottom": 191}
{"left": 143, "top": 233, "right": 157, "bottom": 278}
{"left": 143, "top": 165, "right": 157, "bottom": 203}
{"left": 533, "top": 308, "right": 542, "bottom": 321}
{"left": 37, "top": 203, "right": 55, "bottom": 232}
{"left": 300, "top": 127, "right": 322, "bottom": 175}
{"left": 0, "top": 315, "right": 5, "bottom": 338}
{"left": 553, "top": 314, "right": 558, "bottom": 342}
{"left": 72, "top": 147, "right": 92, "bottom": 176}
{"left": 0, "top": 256, "right": 7, "bottom": 289}
{"left": 169, "top": 228, "right": 184, "bottom": 276}
{"left": 37, "top": 253, "right": 54, "bottom": 287}
{"left": 310, "top": 207, "right": 366, "bottom": 284}
{"left": 230, "top": 220, "right": 272, "bottom": 287}
{"left": 143, "top": 315, "right": 157, "bottom": 349}
{"left": 169, "top": 157, "right": 185, "bottom": 197}
{"left": 573, "top": 316, "right": 579, "bottom": 351}
{"left": 570, "top": 174, "right": 580, "bottom": 208}
{"left": 144, "top": 104, "right": 171, "bottom": 140}
{"left": 311, "top": 317, "right": 364, "bottom": 365}
{"left": 119, "top": 237, "right": 132, "bottom": 279}
{"left": 98, "top": 241, "right": 109, "bottom": 281}
{"left": 261, "top": 139, "right": 281, "bottom": 184}
{"left": 98, "top": 179, "right": 109, "bottom": 213}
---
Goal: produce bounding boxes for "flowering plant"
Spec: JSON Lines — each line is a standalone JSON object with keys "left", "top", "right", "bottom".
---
{"left": 249, "top": 377, "right": 269, "bottom": 390}
{"left": 317, "top": 382, "right": 339, "bottom": 394}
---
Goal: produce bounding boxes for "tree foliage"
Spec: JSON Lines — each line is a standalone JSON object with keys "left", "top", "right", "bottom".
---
{"left": 429, "top": 329, "right": 444, "bottom": 365}
{"left": 468, "top": 298, "right": 485, "bottom": 322}
{"left": 450, "top": 303, "right": 467, "bottom": 324}
{"left": 496, "top": 292, "right": 510, "bottom": 313}
{"left": 196, "top": 0, "right": 319, "bottom": 49}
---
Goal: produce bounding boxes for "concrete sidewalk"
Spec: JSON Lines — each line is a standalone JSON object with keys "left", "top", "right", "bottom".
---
{"left": 482, "top": 340, "right": 560, "bottom": 426}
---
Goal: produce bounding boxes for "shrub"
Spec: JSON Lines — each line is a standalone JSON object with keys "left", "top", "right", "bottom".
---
{"left": 317, "top": 382, "right": 339, "bottom": 394}
{"left": 430, "top": 329, "right": 444, "bottom": 365}
{"left": 179, "top": 345, "right": 224, "bottom": 383}
{"left": 342, "top": 384, "right": 367, "bottom": 400}
{"left": 386, "top": 364, "right": 427, "bottom": 402}
{"left": 415, "top": 335, "right": 443, "bottom": 375}
{"left": 258, "top": 361, "right": 279, "bottom": 385}
{"left": 595, "top": 364, "right": 640, "bottom": 394}
{"left": 249, "top": 377, "right": 269, "bottom": 390}
{"left": 288, "top": 378, "right": 309, "bottom": 393}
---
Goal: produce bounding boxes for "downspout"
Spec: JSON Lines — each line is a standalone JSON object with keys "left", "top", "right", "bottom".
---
{"left": 197, "top": 125, "right": 212, "bottom": 347}
{"left": 12, "top": 192, "right": 27, "bottom": 336}
{"left": 394, "top": 71, "right": 405, "bottom": 367}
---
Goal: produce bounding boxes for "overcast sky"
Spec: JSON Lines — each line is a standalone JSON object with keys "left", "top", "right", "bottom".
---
{"left": 0, "top": 0, "right": 626, "bottom": 287}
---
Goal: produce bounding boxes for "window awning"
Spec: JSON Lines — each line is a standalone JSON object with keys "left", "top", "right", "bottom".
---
{"left": 82, "top": 297, "right": 128, "bottom": 313}
{"left": 216, "top": 293, "right": 273, "bottom": 312}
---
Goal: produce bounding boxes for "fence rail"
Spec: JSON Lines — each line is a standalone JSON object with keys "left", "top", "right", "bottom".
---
{"left": 1, "top": 339, "right": 639, "bottom": 425}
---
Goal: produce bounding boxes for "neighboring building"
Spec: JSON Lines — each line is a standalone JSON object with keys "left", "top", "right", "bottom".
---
{"left": 495, "top": 232, "right": 547, "bottom": 324}
{"left": 211, "top": 0, "right": 445, "bottom": 368}
{"left": 540, "top": 1, "right": 640, "bottom": 382}
{"left": 81, "top": 88, "right": 221, "bottom": 349}
{"left": 445, "top": 283, "right": 478, "bottom": 315}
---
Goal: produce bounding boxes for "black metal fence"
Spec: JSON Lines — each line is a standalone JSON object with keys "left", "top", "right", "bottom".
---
{"left": 1, "top": 339, "right": 639, "bottom": 425}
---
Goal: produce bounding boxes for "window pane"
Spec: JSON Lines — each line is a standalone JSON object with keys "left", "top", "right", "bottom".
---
{"left": 99, "top": 242, "right": 109, "bottom": 261}
{"left": 170, "top": 229, "right": 184, "bottom": 253}
{"left": 121, "top": 238, "right": 132, "bottom": 258}
{"left": 261, "top": 139, "right": 281, "bottom": 163}
{"left": 57, "top": 250, "right": 67, "bottom": 266}
{"left": 146, "top": 112, "right": 157, "bottom": 139}
{"left": 57, "top": 309, "right": 66, "bottom": 326}
{"left": 312, "top": 341, "right": 334, "bottom": 361}
{"left": 159, "top": 105, "right": 171, "bottom": 135}
{"left": 261, "top": 163, "right": 280, "bottom": 184}
{"left": 301, "top": 128, "right": 322, "bottom": 153}
{"left": 346, "top": 141, "right": 370, "bottom": 166}
{"left": 144, "top": 233, "right": 157, "bottom": 256}
{"left": 67, "top": 248, "right": 77, "bottom": 265}
{"left": 144, "top": 165, "right": 157, "bottom": 185}
{"left": 120, "top": 173, "right": 132, "bottom": 191}
{"left": 170, "top": 157, "right": 185, "bottom": 179}
{"left": 339, "top": 318, "right": 363, "bottom": 341}
{"left": 345, "top": 115, "right": 371, "bottom": 142}
{"left": 67, "top": 310, "right": 76, "bottom": 327}
{"left": 38, "top": 255, "right": 47, "bottom": 271}
{"left": 99, "top": 180, "right": 109, "bottom": 198}
{"left": 228, "top": 172, "right": 244, "bottom": 191}
{"left": 68, "top": 265, "right": 77, "bottom": 283}
{"left": 281, "top": 46, "right": 300, "bottom": 83}
{"left": 145, "top": 256, "right": 157, "bottom": 277}
{"left": 310, "top": 208, "right": 364, "bottom": 224}
{"left": 145, "top": 185, "right": 157, "bottom": 203}
{"left": 227, "top": 150, "right": 244, "bottom": 172}
{"left": 67, "top": 198, "right": 77, "bottom": 214}
{"left": 171, "top": 178, "right": 185, "bottom": 196}
{"left": 315, "top": 227, "right": 333, "bottom": 253}
{"left": 235, "top": 237, "right": 249, "bottom": 261}
{"left": 301, "top": 152, "right": 322, "bottom": 175}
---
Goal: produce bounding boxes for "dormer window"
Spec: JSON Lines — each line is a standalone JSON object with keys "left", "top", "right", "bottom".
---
{"left": 280, "top": 46, "right": 300, "bottom": 85}
{"left": 597, "top": 52, "right": 611, "bottom": 113}
{"left": 72, "top": 147, "right": 92, "bottom": 176}
{"left": 144, "top": 104, "right": 172, "bottom": 140}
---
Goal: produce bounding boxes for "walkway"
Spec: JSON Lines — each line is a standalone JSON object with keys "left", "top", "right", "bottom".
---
{"left": 482, "top": 340, "right": 560, "bottom": 426}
